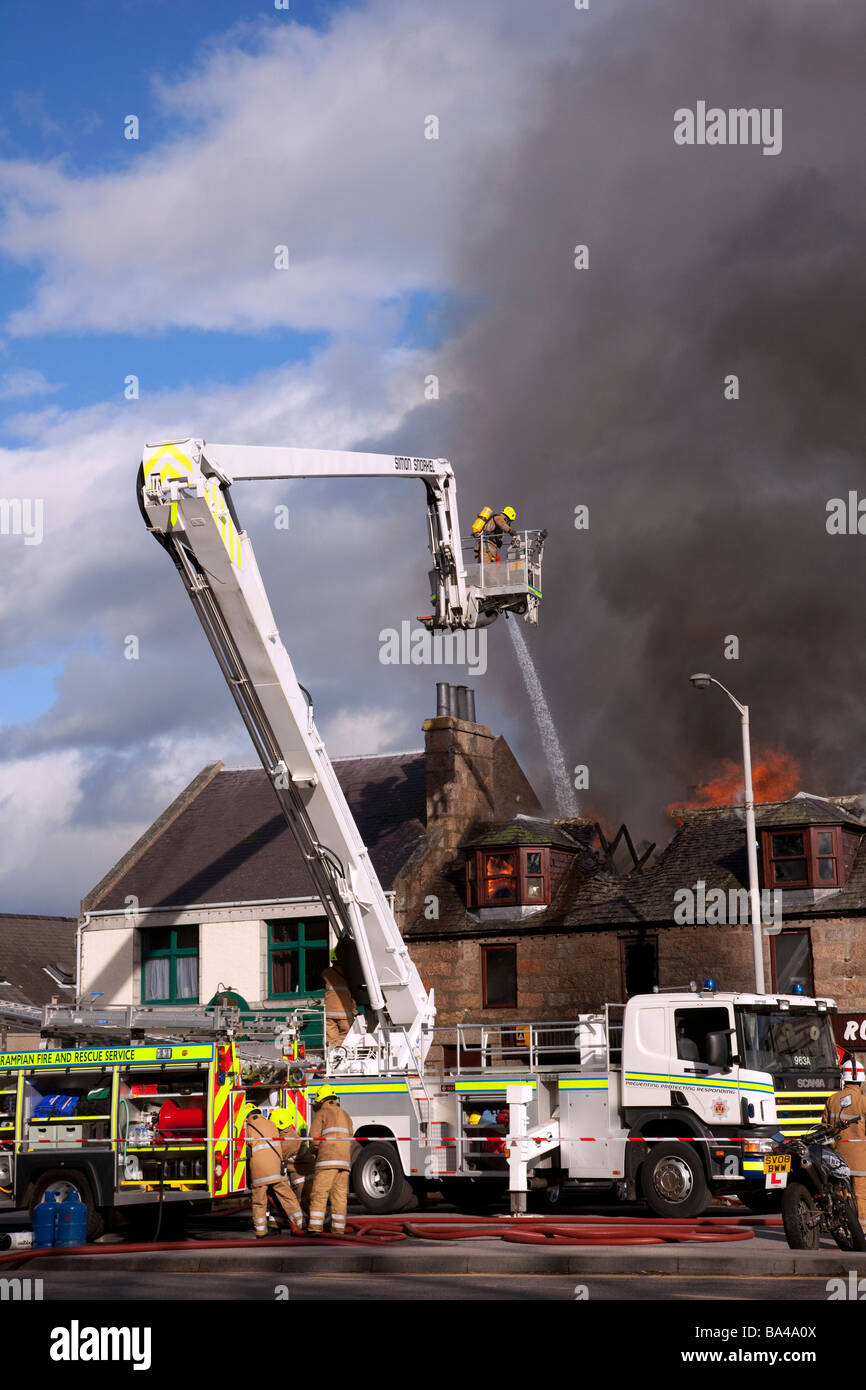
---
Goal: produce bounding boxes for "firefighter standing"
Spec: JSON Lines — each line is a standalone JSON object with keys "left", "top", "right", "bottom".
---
{"left": 243, "top": 1103, "right": 305, "bottom": 1238}
{"left": 306, "top": 1086, "right": 354, "bottom": 1236}
{"left": 270, "top": 1106, "right": 316, "bottom": 1211}
{"left": 473, "top": 506, "right": 518, "bottom": 562}
{"left": 321, "top": 958, "right": 355, "bottom": 1047}
{"left": 823, "top": 1057, "right": 866, "bottom": 1227}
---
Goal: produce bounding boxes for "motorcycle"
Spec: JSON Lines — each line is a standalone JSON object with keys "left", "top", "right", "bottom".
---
{"left": 770, "top": 1096, "right": 866, "bottom": 1252}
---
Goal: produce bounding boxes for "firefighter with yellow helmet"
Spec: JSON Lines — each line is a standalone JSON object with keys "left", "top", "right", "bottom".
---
{"left": 472, "top": 505, "right": 518, "bottom": 562}
{"left": 242, "top": 1101, "right": 305, "bottom": 1238}
{"left": 270, "top": 1105, "right": 316, "bottom": 1212}
{"left": 306, "top": 1085, "right": 354, "bottom": 1236}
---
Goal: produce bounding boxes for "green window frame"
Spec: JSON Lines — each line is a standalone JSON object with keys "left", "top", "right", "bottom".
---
{"left": 267, "top": 919, "right": 329, "bottom": 1000}
{"left": 141, "top": 927, "right": 199, "bottom": 1004}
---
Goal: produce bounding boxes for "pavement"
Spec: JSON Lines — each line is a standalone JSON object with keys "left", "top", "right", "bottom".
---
{"left": 4, "top": 1198, "right": 865, "bottom": 1284}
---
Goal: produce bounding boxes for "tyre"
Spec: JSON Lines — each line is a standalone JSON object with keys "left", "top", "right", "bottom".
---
{"left": 639, "top": 1143, "right": 709, "bottom": 1219}
{"left": 738, "top": 1189, "right": 782, "bottom": 1215}
{"left": 351, "top": 1141, "right": 414, "bottom": 1214}
{"left": 832, "top": 1197, "right": 866, "bottom": 1253}
{"left": 29, "top": 1170, "right": 104, "bottom": 1242}
{"left": 781, "top": 1181, "right": 821, "bottom": 1250}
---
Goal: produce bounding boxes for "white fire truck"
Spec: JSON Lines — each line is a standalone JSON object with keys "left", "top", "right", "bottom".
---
{"left": 0, "top": 440, "right": 836, "bottom": 1237}
{"left": 132, "top": 436, "right": 839, "bottom": 1221}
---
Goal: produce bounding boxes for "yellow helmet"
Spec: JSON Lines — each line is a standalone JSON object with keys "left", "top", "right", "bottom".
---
{"left": 269, "top": 1107, "right": 291, "bottom": 1130}
{"left": 502, "top": 506, "right": 517, "bottom": 522}
{"left": 311, "top": 1085, "right": 338, "bottom": 1106}
{"left": 239, "top": 1101, "right": 261, "bottom": 1129}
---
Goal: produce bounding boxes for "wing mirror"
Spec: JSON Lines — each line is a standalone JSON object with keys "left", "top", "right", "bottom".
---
{"left": 705, "top": 1030, "right": 733, "bottom": 1071}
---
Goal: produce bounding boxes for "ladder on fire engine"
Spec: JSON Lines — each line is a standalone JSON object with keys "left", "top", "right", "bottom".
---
{"left": 38, "top": 1002, "right": 310, "bottom": 1052}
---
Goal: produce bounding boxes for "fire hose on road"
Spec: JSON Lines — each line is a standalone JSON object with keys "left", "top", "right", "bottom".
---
{"left": 0, "top": 1211, "right": 777, "bottom": 1266}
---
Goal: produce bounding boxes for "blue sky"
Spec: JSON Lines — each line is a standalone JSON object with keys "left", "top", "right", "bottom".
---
{"left": 0, "top": 0, "right": 572, "bottom": 910}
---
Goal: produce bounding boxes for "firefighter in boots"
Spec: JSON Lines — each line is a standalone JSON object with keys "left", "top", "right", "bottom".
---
{"left": 307, "top": 1086, "right": 354, "bottom": 1235}
{"left": 824, "top": 1057, "right": 866, "bottom": 1227}
{"left": 243, "top": 1102, "right": 305, "bottom": 1238}
{"left": 270, "top": 1106, "right": 316, "bottom": 1212}
{"left": 472, "top": 506, "right": 517, "bottom": 562}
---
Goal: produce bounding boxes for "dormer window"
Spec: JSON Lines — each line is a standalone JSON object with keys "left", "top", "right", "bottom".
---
{"left": 762, "top": 826, "right": 842, "bottom": 889}
{"left": 466, "top": 847, "right": 550, "bottom": 908}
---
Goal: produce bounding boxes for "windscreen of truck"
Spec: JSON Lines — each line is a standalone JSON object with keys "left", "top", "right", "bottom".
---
{"left": 735, "top": 1007, "right": 837, "bottom": 1074}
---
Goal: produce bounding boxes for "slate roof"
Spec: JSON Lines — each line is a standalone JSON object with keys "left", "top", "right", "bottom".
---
{"left": 463, "top": 815, "right": 595, "bottom": 851}
{"left": 0, "top": 915, "right": 77, "bottom": 1008}
{"left": 89, "top": 753, "right": 427, "bottom": 913}
{"left": 408, "top": 791, "right": 866, "bottom": 938}
{"left": 594, "top": 792, "right": 866, "bottom": 927}
{"left": 755, "top": 793, "right": 866, "bottom": 829}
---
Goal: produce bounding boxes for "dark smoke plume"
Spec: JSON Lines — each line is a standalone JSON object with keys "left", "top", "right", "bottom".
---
{"left": 433, "top": 0, "right": 866, "bottom": 841}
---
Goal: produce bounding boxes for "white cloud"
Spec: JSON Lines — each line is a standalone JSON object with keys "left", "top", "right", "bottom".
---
{"left": 0, "top": 0, "right": 566, "bottom": 337}
{"left": 323, "top": 705, "right": 416, "bottom": 758}
{"left": 0, "top": 367, "right": 62, "bottom": 400}
{"left": 0, "top": 733, "right": 239, "bottom": 915}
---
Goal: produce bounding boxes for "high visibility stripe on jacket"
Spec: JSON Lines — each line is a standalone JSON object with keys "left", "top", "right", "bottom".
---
{"left": 308, "top": 1101, "right": 354, "bottom": 1172}
{"left": 246, "top": 1114, "right": 299, "bottom": 1186}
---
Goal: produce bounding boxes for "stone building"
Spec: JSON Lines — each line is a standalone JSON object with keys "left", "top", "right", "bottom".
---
{"left": 76, "top": 687, "right": 539, "bottom": 1041}
{"left": 77, "top": 687, "right": 866, "bottom": 1063}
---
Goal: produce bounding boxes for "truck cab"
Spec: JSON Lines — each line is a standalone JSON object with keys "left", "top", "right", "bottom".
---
{"left": 620, "top": 987, "right": 839, "bottom": 1215}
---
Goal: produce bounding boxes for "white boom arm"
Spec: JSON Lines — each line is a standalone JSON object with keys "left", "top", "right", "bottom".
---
{"left": 138, "top": 438, "right": 543, "bottom": 1072}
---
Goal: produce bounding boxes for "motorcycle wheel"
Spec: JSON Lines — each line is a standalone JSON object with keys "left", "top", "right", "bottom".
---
{"left": 781, "top": 1182, "right": 821, "bottom": 1250}
{"left": 832, "top": 1197, "right": 866, "bottom": 1253}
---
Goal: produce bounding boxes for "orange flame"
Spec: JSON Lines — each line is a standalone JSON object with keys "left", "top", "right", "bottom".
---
{"left": 671, "top": 747, "right": 800, "bottom": 816}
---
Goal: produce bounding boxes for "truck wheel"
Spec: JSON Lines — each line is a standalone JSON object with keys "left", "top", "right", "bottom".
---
{"left": 351, "top": 1142, "right": 413, "bottom": 1214}
{"left": 781, "top": 1182, "right": 821, "bottom": 1250}
{"left": 640, "top": 1143, "right": 708, "bottom": 1219}
{"left": 832, "top": 1197, "right": 866, "bottom": 1253}
{"left": 29, "top": 1170, "right": 104, "bottom": 1242}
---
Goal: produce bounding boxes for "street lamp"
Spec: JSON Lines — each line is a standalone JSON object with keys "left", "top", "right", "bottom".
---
{"left": 689, "top": 673, "right": 765, "bottom": 995}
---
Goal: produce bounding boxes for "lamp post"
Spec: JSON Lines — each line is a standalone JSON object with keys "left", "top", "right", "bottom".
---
{"left": 689, "top": 674, "right": 765, "bottom": 995}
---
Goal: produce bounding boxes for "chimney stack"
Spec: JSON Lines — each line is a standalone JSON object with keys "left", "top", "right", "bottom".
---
{"left": 435, "top": 682, "right": 477, "bottom": 723}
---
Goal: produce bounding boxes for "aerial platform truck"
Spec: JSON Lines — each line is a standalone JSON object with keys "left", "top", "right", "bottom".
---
{"left": 130, "top": 437, "right": 839, "bottom": 1219}
{"left": 0, "top": 439, "right": 839, "bottom": 1235}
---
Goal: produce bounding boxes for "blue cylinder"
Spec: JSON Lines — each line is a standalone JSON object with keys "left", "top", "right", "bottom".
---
{"left": 33, "top": 1190, "right": 62, "bottom": 1248}
{"left": 54, "top": 1190, "right": 87, "bottom": 1247}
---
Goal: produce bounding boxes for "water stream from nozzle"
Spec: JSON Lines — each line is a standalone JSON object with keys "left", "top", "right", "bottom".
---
{"left": 507, "top": 619, "right": 579, "bottom": 818}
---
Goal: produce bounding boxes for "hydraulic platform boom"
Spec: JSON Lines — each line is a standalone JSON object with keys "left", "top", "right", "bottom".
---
{"left": 138, "top": 438, "right": 543, "bottom": 1072}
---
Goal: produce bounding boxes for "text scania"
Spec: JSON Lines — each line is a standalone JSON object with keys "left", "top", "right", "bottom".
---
{"left": 379, "top": 621, "right": 487, "bottom": 676}
{"left": 50, "top": 1322, "right": 152, "bottom": 1371}
{"left": 674, "top": 102, "right": 782, "bottom": 156}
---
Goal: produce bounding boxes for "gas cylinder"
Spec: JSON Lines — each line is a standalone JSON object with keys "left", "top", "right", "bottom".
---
{"left": 33, "top": 1190, "right": 61, "bottom": 1248}
{"left": 54, "top": 1190, "right": 87, "bottom": 1247}
{"left": 471, "top": 506, "right": 493, "bottom": 535}
{"left": 157, "top": 1097, "right": 206, "bottom": 1139}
